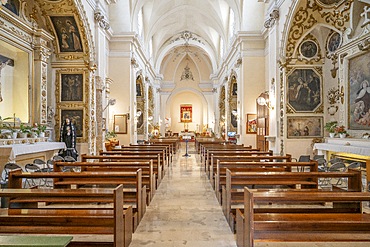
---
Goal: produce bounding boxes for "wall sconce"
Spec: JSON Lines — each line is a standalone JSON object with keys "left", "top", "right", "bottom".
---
{"left": 257, "top": 95, "right": 274, "bottom": 110}
{"left": 103, "top": 98, "right": 116, "bottom": 112}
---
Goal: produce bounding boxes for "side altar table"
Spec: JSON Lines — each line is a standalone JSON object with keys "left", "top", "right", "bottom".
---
{"left": 0, "top": 141, "right": 66, "bottom": 171}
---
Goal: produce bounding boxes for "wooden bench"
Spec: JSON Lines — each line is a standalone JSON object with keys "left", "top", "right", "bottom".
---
{"left": 237, "top": 187, "right": 370, "bottom": 247}
{"left": 81, "top": 154, "right": 162, "bottom": 187}
{"left": 223, "top": 168, "right": 363, "bottom": 229}
{"left": 8, "top": 169, "right": 145, "bottom": 228}
{"left": 0, "top": 185, "right": 132, "bottom": 247}
{"left": 215, "top": 160, "right": 318, "bottom": 201}
{"left": 128, "top": 144, "right": 173, "bottom": 164}
{"left": 99, "top": 150, "right": 167, "bottom": 178}
{"left": 54, "top": 160, "right": 155, "bottom": 205}
{"left": 200, "top": 144, "right": 248, "bottom": 163}
{"left": 209, "top": 154, "right": 292, "bottom": 187}
{"left": 147, "top": 138, "right": 180, "bottom": 154}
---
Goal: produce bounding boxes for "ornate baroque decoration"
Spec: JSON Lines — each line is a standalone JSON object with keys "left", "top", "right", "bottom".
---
{"left": 168, "top": 30, "right": 205, "bottom": 46}
{"left": 136, "top": 74, "right": 145, "bottom": 135}
{"left": 228, "top": 74, "right": 237, "bottom": 132}
{"left": 180, "top": 64, "right": 194, "bottom": 81}
{"left": 94, "top": 9, "right": 110, "bottom": 30}
{"left": 285, "top": 0, "right": 354, "bottom": 65}
{"left": 279, "top": 70, "right": 285, "bottom": 155}
{"left": 264, "top": 9, "right": 279, "bottom": 29}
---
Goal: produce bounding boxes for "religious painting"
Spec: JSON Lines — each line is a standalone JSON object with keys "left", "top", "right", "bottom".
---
{"left": 287, "top": 116, "right": 323, "bottom": 139}
{"left": 327, "top": 32, "right": 341, "bottom": 53}
{"left": 61, "top": 73, "right": 83, "bottom": 102}
{"left": 50, "top": 16, "right": 83, "bottom": 53}
{"left": 114, "top": 114, "right": 128, "bottom": 134}
{"left": 348, "top": 51, "right": 370, "bottom": 130}
{"left": 246, "top": 114, "right": 257, "bottom": 134}
{"left": 1, "top": 0, "right": 19, "bottom": 15}
{"left": 0, "top": 54, "right": 14, "bottom": 66}
{"left": 287, "top": 68, "right": 322, "bottom": 112}
{"left": 231, "top": 109, "right": 237, "bottom": 128}
{"left": 61, "top": 109, "right": 84, "bottom": 138}
{"left": 300, "top": 40, "right": 318, "bottom": 58}
{"left": 180, "top": 104, "right": 192, "bottom": 123}
{"left": 136, "top": 109, "right": 144, "bottom": 130}
{"left": 136, "top": 82, "right": 142, "bottom": 97}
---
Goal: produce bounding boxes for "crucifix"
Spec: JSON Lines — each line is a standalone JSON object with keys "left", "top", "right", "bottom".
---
{"left": 0, "top": 59, "right": 11, "bottom": 102}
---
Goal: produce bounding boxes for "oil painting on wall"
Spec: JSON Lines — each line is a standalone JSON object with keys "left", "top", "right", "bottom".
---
{"left": 287, "top": 116, "right": 323, "bottom": 139}
{"left": 348, "top": 51, "right": 370, "bottom": 130}
{"left": 287, "top": 68, "right": 322, "bottom": 112}
{"left": 180, "top": 104, "right": 192, "bottom": 123}
{"left": 1, "top": 0, "right": 19, "bottom": 15}
{"left": 50, "top": 16, "right": 83, "bottom": 53}
{"left": 61, "top": 73, "right": 83, "bottom": 101}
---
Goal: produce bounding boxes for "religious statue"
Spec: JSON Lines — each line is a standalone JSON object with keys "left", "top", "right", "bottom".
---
{"left": 59, "top": 117, "right": 78, "bottom": 160}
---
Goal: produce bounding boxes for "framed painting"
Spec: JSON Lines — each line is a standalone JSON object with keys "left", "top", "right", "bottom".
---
{"left": 246, "top": 114, "right": 257, "bottom": 134}
{"left": 61, "top": 109, "right": 84, "bottom": 138}
{"left": 348, "top": 51, "right": 370, "bottom": 130}
{"left": 287, "top": 68, "right": 322, "bottom": 112}
{"left": 180, "top": 104, "right": 192, "bottom": 122}
{"left": 327, "top": 32, "right": 341, "bottom": 53}
{"left": 114, "top": 114, "right": 128, "bottom": 134}
{"left": 300, "top": 40, "right": 318, "bottom": 58}
{"left": 287, "top": 116, "right": 323, "bottom": 139}
{"left": 1, "top": 0, "right": 19, "bottom": 16}
{"left": 61, "top": 73, "right": 83, "bottom": 101}
{"left": 49, "top": 16, "right": 83, "bottom": 53}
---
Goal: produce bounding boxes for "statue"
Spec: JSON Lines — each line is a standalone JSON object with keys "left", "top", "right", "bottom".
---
{"left": 59, "top": 117, "right": 78, "bottom": 160}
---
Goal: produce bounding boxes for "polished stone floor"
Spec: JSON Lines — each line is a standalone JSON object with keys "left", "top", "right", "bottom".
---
{"left": 129, "top": 142, "right": 370, "bottom": 247}
{"left": 129, "top": 142, "right": 237, "bottom": 247}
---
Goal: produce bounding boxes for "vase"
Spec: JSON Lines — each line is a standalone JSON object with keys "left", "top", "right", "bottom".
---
{"left": 339, "top": 133, "right": 346, "bottom": 138}
{"left": 39, "top": 132, "right": 45, "bottom": 138}
{"left": 329, "top": 133, "right": 335, "bottom": 138}
{"left": 12, "top": 132, "right": 18, "bottom": 139}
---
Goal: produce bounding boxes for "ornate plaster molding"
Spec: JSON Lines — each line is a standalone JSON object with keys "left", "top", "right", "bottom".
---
{"left": 94, "top": 9, "right": 110, "bottom": 31}
{"left": 264, "top": 9, "right": 279, "bottom": 29}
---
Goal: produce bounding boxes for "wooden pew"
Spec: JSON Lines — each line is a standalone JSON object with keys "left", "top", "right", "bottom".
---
{"left": 0, "top": 185, "right": 132, "bottom": 247}
{"left": 209, "top": 153, "right": 292, "bottom": 187}
{"left": 237, "top": 187, "right": 370, "bottom": 247}
{"left": 8, "top": 168, "right": 145, "bottom": 229}
{"left": 128, "top": 144, "right": 173, "bottom": 164}
{"left": 224, "top": 168, "right": 363, "bottom": 228}
{"left": 54, "top": 160, "right": 155, "bottom": 204}
{"left": 99, "top": 150, "right": 167, "bottom": 178}
{"left": 147, "top": 138, "right": 180, "bottom": 154}
{"left": 214, "top": 160, "right": 318, "bottom": 202}
{"left": 195, "top": 138, "right": 227, "bottom": 154}
{"left": 81, "top": 154, "right": 162, "bottom": 187}
{"left": 202, "top": 145, "right": 254, "bottom": 168}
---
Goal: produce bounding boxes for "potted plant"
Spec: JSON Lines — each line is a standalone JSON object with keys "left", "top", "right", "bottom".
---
{"left": 105, "top": 131, "right": 119, "bottom": 151}
{"left": 324, "top": 121, "right": 337, "bottom": 138}
{"left": 19, "top": 123, "right": 31, "bottom": 138}
{"left": 34, "top": 123, "right": 47, "bottom": 137}
{"left": 335, "top": 125, "right": 347, "bottom": 138}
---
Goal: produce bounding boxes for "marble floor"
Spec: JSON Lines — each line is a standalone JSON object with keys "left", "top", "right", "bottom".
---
{"left": 129, "top": 142, "right": 370, "bottom": 247}
{"left": 129, "top": 142, "right": 237, "bottom": 247}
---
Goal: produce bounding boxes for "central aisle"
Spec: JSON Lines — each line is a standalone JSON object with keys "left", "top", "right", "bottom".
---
{"left": 129, "top": 142, "right": 237, "bottom": 247}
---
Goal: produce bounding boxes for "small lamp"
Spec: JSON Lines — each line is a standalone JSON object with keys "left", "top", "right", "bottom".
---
{"left": 257, "top": 95, "right": 274, "bottom": 110}
{"left": 103, "top": 98, "right": 116, "bottom": 112}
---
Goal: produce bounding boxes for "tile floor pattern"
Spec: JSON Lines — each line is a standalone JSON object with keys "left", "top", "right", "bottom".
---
{"left": 130, "top": 142, "right": 370, "bottom": 247}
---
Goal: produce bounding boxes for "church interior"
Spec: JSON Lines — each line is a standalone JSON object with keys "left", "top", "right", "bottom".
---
{"left": 1, "top": 0, "right": 370, "bottom": 246}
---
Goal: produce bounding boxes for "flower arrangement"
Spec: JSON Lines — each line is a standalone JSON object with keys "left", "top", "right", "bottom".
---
{"left": 335, "top": 125, "right": 347, "bottom": 134}
{"left": 324, "top": 121, "right": 337, "bottom": 133}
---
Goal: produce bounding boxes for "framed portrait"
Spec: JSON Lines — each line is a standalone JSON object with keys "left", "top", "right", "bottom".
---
{"left": 61, "top": 109, "right": 84, "bottom": 138}
{"left": 287, "top": 68, "right": 322, "bottom": 112}
{"left": 300, "top": 40, "right": 318, "bottom": 58}
{"left": 231, "top": 109, "right": 237, "bottom": 128}
{"left": 61, "top": 73, "right": 83, "bottom": 101}
{"left": 327, "top": 32, "right": 341, "bottom": 53}
{"left": 49, "top": 16, "right": 84, "bottom": 53}
{"left": 348, "top": 51, "right": 370, "bottom": 130}
{"left": 114, "top": 114, "right": 128, "bottom": 134}
{"left": 246, "top": 114, "right": 257, "bottom": 134}
{"left": 287, "top": 116, "right": 323, "bottom": 139}
{"left": 1, "top": 0, "right": 20, "bottom": 16}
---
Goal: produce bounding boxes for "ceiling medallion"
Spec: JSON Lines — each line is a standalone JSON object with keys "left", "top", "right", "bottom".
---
{"left": 180, "top": 64, "right": 194, "bottom": 81}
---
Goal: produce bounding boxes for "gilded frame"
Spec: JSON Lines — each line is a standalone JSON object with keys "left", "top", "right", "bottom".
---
{"left": 114, "top": 114, "right": 128, "bottom": 134}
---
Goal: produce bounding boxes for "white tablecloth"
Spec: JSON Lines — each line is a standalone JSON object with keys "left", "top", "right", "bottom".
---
{"left": 0, "top": 142, "right": 66, "bottom": 162}
{"left": 313, "top": 143, "right": 370, "bottom": 157}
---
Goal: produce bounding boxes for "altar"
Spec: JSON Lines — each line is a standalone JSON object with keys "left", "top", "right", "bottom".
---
{"left": 0, "top": 141, "right": 66, "bottom": 171}
{"left": 313, "top": 138, "right": 370, "bottom": 190}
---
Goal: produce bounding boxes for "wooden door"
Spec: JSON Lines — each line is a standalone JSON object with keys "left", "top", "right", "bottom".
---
{"left": 256, "top": 93, "right": 269, "bottom": 151}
